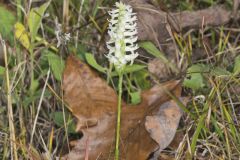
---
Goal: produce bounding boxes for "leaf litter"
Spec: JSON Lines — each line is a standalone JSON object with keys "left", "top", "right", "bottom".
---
{"left": 62, "top": 55, "right": 187, "bottom": 160}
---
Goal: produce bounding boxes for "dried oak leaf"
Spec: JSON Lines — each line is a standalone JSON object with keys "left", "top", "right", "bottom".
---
{"left": 144, "top": 98, "right": 187, "bottom": 159}
{"left": 63, "top": 55, "right": 118, "bottom": 129}
{"left": 62, "top": 55, "right": 184, "bottom": 160}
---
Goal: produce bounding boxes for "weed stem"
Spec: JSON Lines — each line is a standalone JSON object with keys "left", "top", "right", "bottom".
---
{"left": 115, "top": 73, "right": 123, "bottom": 160}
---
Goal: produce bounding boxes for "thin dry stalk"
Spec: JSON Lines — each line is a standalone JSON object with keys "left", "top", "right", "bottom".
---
{"left": 75, "top": 0, "right": 85, "bottom": 48}
{"left": 30, "top": 69, "right": 51, "bottom": 144}
{"left": 63, "top": 0, "right": 70, "bottom": 31}
{"left": 0, "top": 36, "right": 18, "bottom": 160}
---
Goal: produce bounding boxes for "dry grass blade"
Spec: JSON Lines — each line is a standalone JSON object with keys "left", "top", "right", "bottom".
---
{"left": 0, "top": 35, "right": 18, "bottom": 160}
{"left": 30, "top": 69, "right": 51, "bottom": 144}
{"left": 63, "top": 0, "right": 70, "bottom": 31}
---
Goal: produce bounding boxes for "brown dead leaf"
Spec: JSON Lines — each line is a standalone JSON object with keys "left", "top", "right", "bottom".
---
{"left": 145, "top": 98, "right": 186, "bottom": 159}
{"left": 62, "top": 55, "right": 185, "bottom": 160}
{"left": 148, "top": 58, "right": 172, "bottom": 81}
{"left": 173, "top": 6, "right": 231, "bottom": 29}
{"left": 63, "top": 55, "right": 118, "bottom": 130}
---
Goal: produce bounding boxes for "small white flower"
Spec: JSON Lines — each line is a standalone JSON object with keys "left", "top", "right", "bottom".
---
{"left": 43, "top": 13, "right": 50, "bottom": 18}
{"left": 54, "top": 18, "right": 71, "bottom": 48}
{"left": 194, "top": 95, "right": 206, "bottom": 103}
{"left": 106, "top": 2, "right": 139, "bottom": 71}
{"left": 64, "top": 33, "right": 71, "bottom": 41}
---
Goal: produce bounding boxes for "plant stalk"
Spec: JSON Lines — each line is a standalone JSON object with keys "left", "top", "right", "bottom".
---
{"left": 115, "top": 73, "right": 123, "bottom": 160}
{"left": 1, "top": 38, "right": 18, "bottom": 160}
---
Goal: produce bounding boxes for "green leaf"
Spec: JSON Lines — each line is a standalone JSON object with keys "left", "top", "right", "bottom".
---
{"left": 85, "top": 53, "right": 145, "bottom": 76}
{"left": 24, "top": 89, "right": 51, "bottom": 107}
{"left": 29, "top": 79, "right": 39, "bottom": 94}
{"left": 46, "top": 51, "right": 65, "bottom": 81}
{"left": 111, "top": 64, "right": 146, "bottom": 77}
{"left": 51, "top": 111, "right": 76, "bottom": 134}
{"left": 183, "top": 64, "right": 209, "bottom": 91}
{"left": 0, "top": 5, "right": 16, "bottom": 45}
{"left": 133, "top": 69, "right": 151, "bottom": 90}
{"left": 233, "top": 55, "right": 240, "bottom": 75}
{"left": 28, "top": 1, "right": 50, "bottom": 41}
{"left": 184, "top": 73, "right": 204, "bottom": 91}
{"left": 139, "top": 41, "right": 167, "bottom": 61}
{"left": 130, "top": 91, "right": 141, "bottom": 105}
{"left": 191, "top": 112, "right": 207, "bottom": 155}
{"left": 211, "top": 67, "right": 231, "bottom": 76}
{"left": 139, "top": 41, "right": 178, "bottom": 72}
{"left": 0, "top": 66, "right": 5, "bottom": 76}
{"left": 85, "top": 53, "right": 107, "bottom": 73}
{"left": 124, "top": 64, "right": 146, "bottom": 73}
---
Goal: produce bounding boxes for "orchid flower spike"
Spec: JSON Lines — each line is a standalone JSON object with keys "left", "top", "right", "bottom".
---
{"left": 106, "top": 1, "right": 139, "bottom": 72}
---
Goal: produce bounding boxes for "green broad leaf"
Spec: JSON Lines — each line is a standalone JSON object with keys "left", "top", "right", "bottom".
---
{"left": 28, "top": 1, "right": 50, "bottom": 41}
{"left": 130, "top": 91, "right": 141, "bottom": 105}
{"left": 29, "top": 79, "right": 39, "bottom": 94}
{"left": 233, "top": 55, "right": 240, "bottom": 75}
{"left": 183, "top": 73, "right": 204, "bottom": 91}
{"left": 133, "top": 69, "right": 151, "bottom": 90}
{"left": 24, "top": 89, "right": 51, "bottom": 107}
{"left": 51, "top": 111, "right": 76, "bottom": 134}
{"left": 0, "top": 5, "right": 16, "bottom": 45}
{"left": 111, "top": 64, "right": 146, "bottom": 77}
{"left": 0, "top": 66, "right": 5, "bottom": 76}
{"left": 123, "top": 64, "right": 146, "bottom": 74}
{"left": 139, "top": 41, "right": 178, "bottom": 73}
{"left": 183, "top": 64, "right": 209, "bottom": 91}
{"left": 46, "top": 51, "right": 65, "bottom": 81}
{"left": 211, "top": 67, "right": 231, "bottom": 76}
{"left": 85, "top": 53, "right": 107, "bottom": 73}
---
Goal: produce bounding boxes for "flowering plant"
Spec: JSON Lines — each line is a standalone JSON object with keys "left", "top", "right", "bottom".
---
{"left": 106, "top": 2, "right": 138, "bottom": 72}
{"left": 106, "top": 2, "right": 138, "bottom": 159}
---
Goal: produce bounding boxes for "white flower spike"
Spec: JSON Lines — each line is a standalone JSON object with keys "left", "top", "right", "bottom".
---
{"left": 106, "top": 1, "right": 139, "bottom": 71}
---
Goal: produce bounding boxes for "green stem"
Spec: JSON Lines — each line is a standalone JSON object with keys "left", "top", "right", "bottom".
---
{"left": 16, "top": 0, "right": 22, "bottom": 21}
{"left": 107, "top": 63, "right": 113, "bottom": 84}
{"left": 30, "top": 47, "right": 34, "bottom": 95}
{"left": 115, "top": 73, "right": 123, "bottom": 160}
